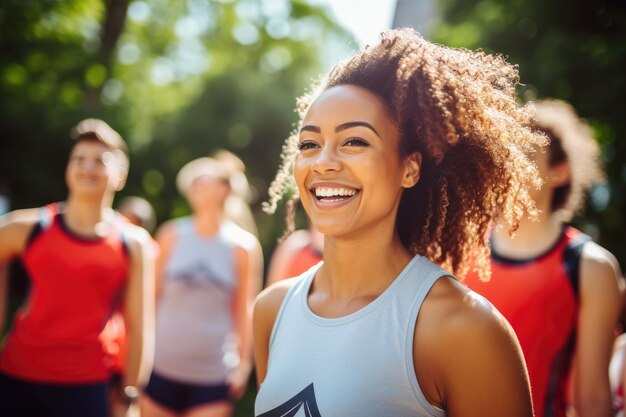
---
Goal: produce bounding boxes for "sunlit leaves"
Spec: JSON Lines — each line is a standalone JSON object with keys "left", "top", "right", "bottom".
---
{"left": 0, "top": 0, "right": 353, "bottom": 253}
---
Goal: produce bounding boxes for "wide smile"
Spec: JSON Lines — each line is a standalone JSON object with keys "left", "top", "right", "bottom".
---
{"left": 76, "top": 174, "right": 99, "bottom": 182}
{"left": 75, "top": 173, "right": 103, "bottom": 183}
{"left": 309, "top": 185, "right": 361, "bottom": 208}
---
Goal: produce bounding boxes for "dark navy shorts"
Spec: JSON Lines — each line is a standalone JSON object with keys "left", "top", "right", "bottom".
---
{"left": 144, "top": 371, "right": 231, "bottom": 412}
{"left": 0, "top": 372, "right": 109, "bottom": 417}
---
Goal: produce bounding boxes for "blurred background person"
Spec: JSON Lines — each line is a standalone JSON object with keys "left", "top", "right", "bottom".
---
{"left": 118, "top": 196, "right": 157, "bottom": 234}
{"left": 141, "top": 156, "right": 262, "bottom": 417}
{"left": 213, "top": 149, "right": 258, "bottom": 237}
{"left": 265, "top": 222, "right": 323, "bottom": 287}
{"left": 0, "top": 119, "right": 154, "bottom": 417}
{"left": 464, "top": 100, "right": 623, "bottom": 417}
{"left": 102, "top": 195, "right": 159, "bottom": 416}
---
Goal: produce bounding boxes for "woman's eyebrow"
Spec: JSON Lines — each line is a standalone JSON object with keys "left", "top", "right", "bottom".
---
{"left": 336, "top": 121, "right": 380, "bottom": 138}
{"left": 300, "top": 125, "right": 321, "bottom": 134}
{"left": 300, "top": 122, "right": 381, "bottom": 137}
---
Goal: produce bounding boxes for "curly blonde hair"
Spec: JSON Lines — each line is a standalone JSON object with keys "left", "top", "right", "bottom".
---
{"left": 264, "top": 29, "right": 546, "bottom": 279}
{"left": 533, "top": 100, "right": 603, "bottom": 222}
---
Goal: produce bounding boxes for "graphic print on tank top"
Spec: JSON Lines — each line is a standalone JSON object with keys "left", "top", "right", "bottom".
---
{"left": 172, "top": 261, "right": 233, "bottom": 292}
{"left": 257, "top": 383, "right": 321, "bottom": 417}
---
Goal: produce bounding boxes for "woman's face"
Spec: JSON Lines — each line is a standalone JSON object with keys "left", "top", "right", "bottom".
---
{"left": 526, "top": 144, "right": 569, "bottom": 212}
{"left": 294, "top": 85, "right": 419, "bottom": 239}
{"left": 187, "top": 175, "right": 230, "bottom": 212}
{"left": 65, "top": 140, "right": 126, "bottom": 198}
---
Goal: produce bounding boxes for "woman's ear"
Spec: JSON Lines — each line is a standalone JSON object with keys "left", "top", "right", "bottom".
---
{"left": 113, "top": 167, "right": 128, "bottom": 192}
{"left": 402, "top": 152, "right": 421, "bottom": 188}
{"left": 549, "top": 161, "right": 570, "bottom": 188}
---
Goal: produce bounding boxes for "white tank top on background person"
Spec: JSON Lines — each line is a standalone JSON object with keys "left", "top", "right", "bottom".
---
{"left": 255, "top": 255, "right": 449, "bottom": 417}
{"left": 153, "top": 218, "right": 253, "bottom": 384}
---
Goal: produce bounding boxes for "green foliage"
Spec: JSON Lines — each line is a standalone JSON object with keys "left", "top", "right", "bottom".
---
{"left": 0, "top": 2, "right": 102, "bottom": 204}
{"left": 432, "top": 0, "right": 626, "bottom": 264}
{"left": 0, "top": 0, "right": 353, "bottom": 252}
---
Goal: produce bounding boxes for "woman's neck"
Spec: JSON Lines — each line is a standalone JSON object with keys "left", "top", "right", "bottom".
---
{"left": 492, "top": 210, "right": 563, "bottom": 260}
{"left": 63, "top": 195, "right": 114, "bottom": 237}
{"left": 317, "top": 228, "right": 412, "bottom": 300}
{"left": 193, "top": 208, "right": 224, "bottom": 237}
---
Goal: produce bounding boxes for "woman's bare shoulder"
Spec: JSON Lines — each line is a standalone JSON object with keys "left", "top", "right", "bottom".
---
{"left": 0, "top": 207, "right": 41, "bottom": 227}
{"left": 421, "top": 277, "right": 516, "bottom": 349}
{"left": 415, "top": 276, "right": 531, "bottom": 415}
{"left": 255, "top": 277, "right": 300, "bottom": 319}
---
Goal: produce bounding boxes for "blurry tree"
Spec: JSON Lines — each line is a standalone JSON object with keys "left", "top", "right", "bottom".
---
{"left": 0, "top": 0, "right": 353, "bottom": 252}
{"left": 432, "top": 0, "right": 626, "bottom": 264}
{"left": 0, "top": 0, "right": 106, "bottom": 205}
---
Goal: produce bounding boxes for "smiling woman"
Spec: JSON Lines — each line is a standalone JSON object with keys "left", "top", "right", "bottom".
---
{"left": 295, "top": 85, "right": 411, "bottom": 238}
{"left": 0, "top": 119, "right": 153, "bottom": 417}
{"left": 254, "top": 28, "right": 546, "bottom": 417}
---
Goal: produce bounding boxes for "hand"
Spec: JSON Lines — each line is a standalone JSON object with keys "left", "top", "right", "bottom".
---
{"left": 110, "top": 386, "right": 140, "bottom": 417}
{"left": 111, "top": 399, "right": 141, "bottom": 417}
{"left": 110, "top": 398, "right": 132, "bottom": 417}
{"left": 227, "top": 362, "right": 252, "bottom": 400}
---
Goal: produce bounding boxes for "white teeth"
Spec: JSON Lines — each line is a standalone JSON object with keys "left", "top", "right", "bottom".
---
{"left": 314, "top": 187, "right": 357, "bottom": 198}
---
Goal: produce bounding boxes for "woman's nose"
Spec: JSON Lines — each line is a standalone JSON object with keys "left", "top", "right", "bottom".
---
{"left": 311, "top": 146, "right": 342, "bottom": 174}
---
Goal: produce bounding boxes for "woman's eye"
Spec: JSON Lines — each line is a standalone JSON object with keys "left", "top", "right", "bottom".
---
{"left": 343, "top": 138, "right": 369, "bottom": 147}
{"left": 297, "top": 141, "right": 318, "bottom": 151}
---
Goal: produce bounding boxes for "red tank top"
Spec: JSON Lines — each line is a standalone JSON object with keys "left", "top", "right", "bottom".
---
{"left": 464, "top": 226, "right": 590, "bottom": 417}
{"left": 283, "top": 244, "right": 323, "bottom": 279}
{"left": 0, "top": 203, "right": 130, "bottom": 383}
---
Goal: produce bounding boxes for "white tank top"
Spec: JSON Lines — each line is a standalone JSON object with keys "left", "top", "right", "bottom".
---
{"left": 255, "top": 255, "right": 449, "bottom": 417}
{"left": 153, "top": 218, "right": 255, "bottom": 383}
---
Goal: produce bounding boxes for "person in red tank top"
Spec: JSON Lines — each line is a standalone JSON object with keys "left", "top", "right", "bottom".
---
{"left": 265, "top": 225, "right": 323, "bottom": 287}
{"left": 464, "top": 100, "right": 623, "bottom": 417}
{"left": 0, "top": 119, "right": 155, "bottom": 417}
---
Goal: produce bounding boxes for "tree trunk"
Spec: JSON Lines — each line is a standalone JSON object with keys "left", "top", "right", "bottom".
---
{"left": 84, "top": 0, "right": 130, "bottom": 111}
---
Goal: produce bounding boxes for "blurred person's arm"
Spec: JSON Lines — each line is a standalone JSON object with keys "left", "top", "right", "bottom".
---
{"left": 122, "top": 226, "right": 155, "bottom": 396}
{"left": 229, "top": 236, "right": 263, "bottom": 398}
{"left": 153, "top": 221, "right": 175, "bottom": 302}
{"left": 0, "top": 263, "right": 7, "bottom": 335}
{"left": 571, "top": 241, "right": 623, "bottom": 417}
{"left": 611, "top": 334, "right": 626, "bottom": 415}
{"left": 0, "top": 209, "right": 38, "bottom": 263}
{"left": 0, "top": 209, "right": 38, "bottom": 334}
